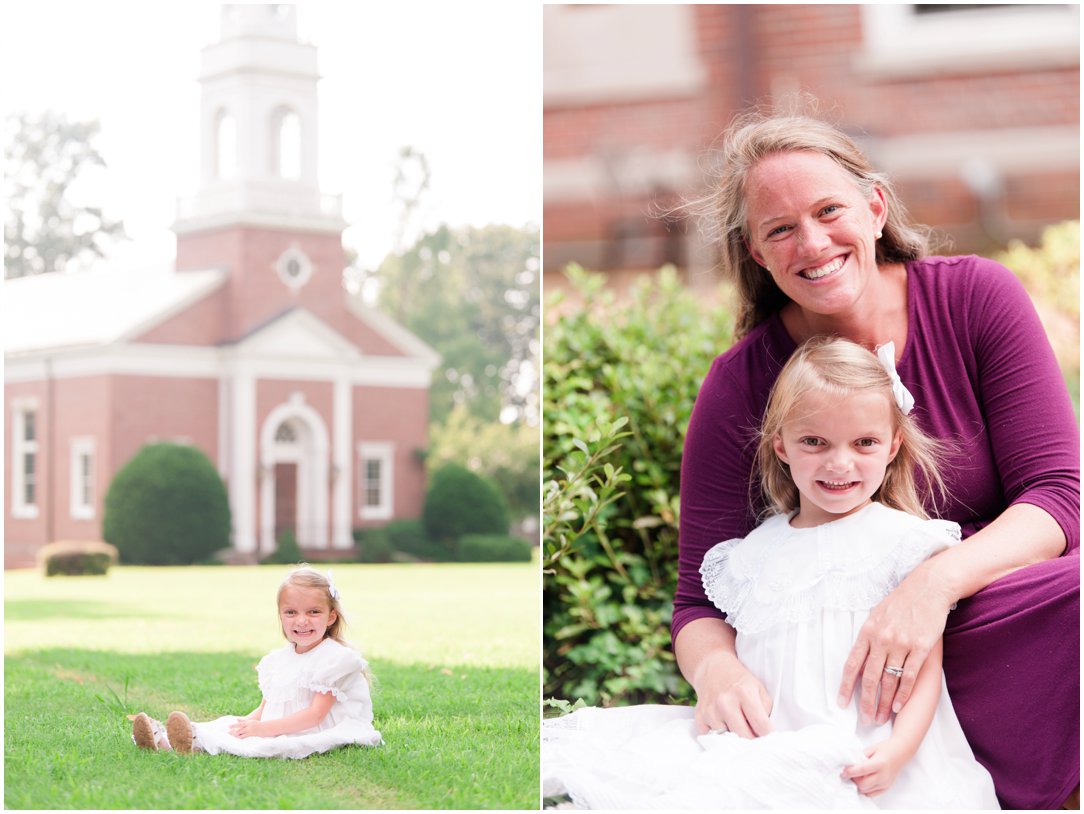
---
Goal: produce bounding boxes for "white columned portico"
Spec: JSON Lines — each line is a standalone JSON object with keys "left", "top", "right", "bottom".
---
{"left": 230, "top": 372, "right": 258, "bottom": 555}
{"left": 332, "top": 376, "right": 353, "bottom": 549}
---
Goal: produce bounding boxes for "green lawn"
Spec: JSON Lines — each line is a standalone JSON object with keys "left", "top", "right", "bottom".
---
{"left": 5, "top": 562, "right": 540, "bottom": 809}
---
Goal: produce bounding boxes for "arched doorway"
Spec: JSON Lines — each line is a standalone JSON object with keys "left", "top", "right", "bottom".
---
{"left": 259, "top": 397, "right": 329, "bottom": 557}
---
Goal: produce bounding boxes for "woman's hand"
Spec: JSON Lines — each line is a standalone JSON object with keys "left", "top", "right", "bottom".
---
{"left": 229, "top": 717, "right": 268, "bottom": 739}
{"left": 837, "top": 561, "right": 953, "bottom": 725}
{"left": 841, "top": 739, "right": 909, "bottom": 797}
{"left": 692, "top": 648, "right": 774, "bottom": 738}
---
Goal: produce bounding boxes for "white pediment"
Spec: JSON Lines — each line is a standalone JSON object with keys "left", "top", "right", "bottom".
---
{"left": 233, "top": 308, "right": 361, "bottom": 362}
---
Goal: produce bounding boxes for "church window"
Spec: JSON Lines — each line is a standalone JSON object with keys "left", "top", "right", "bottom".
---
{"left": 274, "top": 246, "right": 313, "bottom": 290}
{"left": 12, "top": 403, "right": 39, "bottom": 518}
{"left": 215, "top": 109, "right": 237, "bottom": 179}
{"left": 70, "top": 438, "right": 96, "bottom": 520}
{"left": 275, "top": 422, "right": 298, "bottom": 443}
{"left": 358, "top": 442, "right": 394, "bottom": 520}
{"left": 273, "top": 108, "right": 302, "bottom": 180}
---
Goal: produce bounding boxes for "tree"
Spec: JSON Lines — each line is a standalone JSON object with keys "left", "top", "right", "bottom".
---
{"left": 428, "top": 404, "right": 540, "bottom": 519}
{"left": 370, "top": 222, "right": 540, "bottom": 424}
{"left": 4, "top": 110, "right": 126, "bottom": 278}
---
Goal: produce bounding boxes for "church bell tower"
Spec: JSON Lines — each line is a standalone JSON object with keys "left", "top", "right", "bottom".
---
{"left": 173, "top": 4, "right": 347, "bottom": 341}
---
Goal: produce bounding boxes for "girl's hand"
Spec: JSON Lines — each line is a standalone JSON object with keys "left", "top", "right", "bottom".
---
{"left": 692, "top": 649, "right": 774, "bottom": 738}
{"left": 837, "top": 562, "right": 953, "bottom": 725}
{"left": 841, "top": 739, "right": 909, "bottom": 797}
{"left": 229, "top": 718, "right": 267, "bottom": 739}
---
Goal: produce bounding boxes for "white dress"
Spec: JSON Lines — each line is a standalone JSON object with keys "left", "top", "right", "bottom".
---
{"left": 193, "top": 637, "right": 383, "bottom": 758}
{"left": 543, "top": 503, "right": 1000, "bottom": 809}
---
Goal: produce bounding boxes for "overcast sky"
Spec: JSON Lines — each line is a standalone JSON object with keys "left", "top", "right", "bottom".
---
{"left": 1, "top": 1, "right": 541, "bottom": 271}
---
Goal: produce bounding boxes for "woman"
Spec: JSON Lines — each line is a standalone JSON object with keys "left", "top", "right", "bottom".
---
{"left": 674, "top": 112, "right": 1079, "bottom": 810}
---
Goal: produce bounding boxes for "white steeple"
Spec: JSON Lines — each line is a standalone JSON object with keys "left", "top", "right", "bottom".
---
{"left": 175, "top": 4, "right": 345, "bottom": 234}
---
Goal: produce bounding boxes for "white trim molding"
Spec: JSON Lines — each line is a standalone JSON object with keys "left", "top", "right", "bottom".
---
{"left": 69, "top": 437, "right": 96, "bottom": 520}
{"left": 857, "top": 5, "right": 1079, "bottom": 79}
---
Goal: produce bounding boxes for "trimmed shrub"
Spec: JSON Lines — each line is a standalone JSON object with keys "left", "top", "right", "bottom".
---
{"left": 103, "top": 443, "right": 231, "bottom": 565}
{"left": 381, "top": 518, "right": 450, "bottom": 561}
{"left": 544, "top": 266, "right": 734, "bottom": 706}
{"left": 40, "top": 540, "right": 118, "bottom": 576}
{"left": 423, "top": 464, "right": 511, "bottom": 547}
{"left": 262, "top": 528, "right": 302, "bottom": 565}
{"left": 457, "top": 534, "right": 532, "bottom": 563}
{"left": 354, "top": 527, "right": 394, "bottom": 563}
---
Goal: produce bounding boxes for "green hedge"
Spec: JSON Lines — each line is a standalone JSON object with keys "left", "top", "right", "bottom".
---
{"left": 543, "top": 266, "right": 734, "bottom": 706}
{"left": 353, "top": 527, "right": 394, "bottom": 563}
{"left": 40, "top": 540, "right": 119, "bottom": 576}
{"left": 457, "top": 534, "right": 532, "bottom": 562}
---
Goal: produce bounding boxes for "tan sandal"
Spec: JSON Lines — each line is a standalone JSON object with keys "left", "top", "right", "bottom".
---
{"left": 131, "top": 712, "right": 168, "bottom": 751}
{"left": 166, "top": 711, "right": 195, "bottom": 754}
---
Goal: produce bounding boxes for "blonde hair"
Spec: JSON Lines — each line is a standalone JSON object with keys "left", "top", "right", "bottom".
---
{"left": 756, "top": 337, "right": 947, "bottom": 519}
{"left": 695, "top": 107, "right": 936, "bottom": 337}
{"left": 277, "top": 565, "right": 376, "bottom": 686}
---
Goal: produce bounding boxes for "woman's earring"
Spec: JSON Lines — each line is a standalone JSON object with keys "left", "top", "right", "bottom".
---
{"left": 875, "top": 230, "right": 883, "bottom": 240}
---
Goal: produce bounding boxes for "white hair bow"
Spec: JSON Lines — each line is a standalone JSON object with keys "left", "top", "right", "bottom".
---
{"left": 326, "top": 569, "right": 340, "bottom": 601}
{"left": 876, "top": 341, "right": 915, "bottom": 415}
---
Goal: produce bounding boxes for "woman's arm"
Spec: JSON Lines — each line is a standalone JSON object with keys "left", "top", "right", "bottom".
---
{"left": 674, "top": 617, "right": 773, "bottom": 738}
{"left": 243, "top": 699, "right": 266, "bottom": 721}
{"left": 840, "top": 259, "right": 1076, "bottom": 723}
{"left": 839, "top": 480, "right": 1067, "bottom": 727}
{"left": 842, "top": 639, "right": 944, "bottom": 796}
{"left": 229, "top": 692, "right": 335, "bottom": 738}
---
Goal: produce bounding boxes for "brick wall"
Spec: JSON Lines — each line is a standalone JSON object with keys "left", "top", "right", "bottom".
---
{"left": 544, "top": 4, "right": 1079, "bottom": 282}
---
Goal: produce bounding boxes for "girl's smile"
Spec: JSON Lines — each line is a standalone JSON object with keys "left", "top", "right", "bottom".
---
{"left": 773, "top": 389, "right": 901, "bottom": 528}
{"left": 278, "top": 585, "right": 337, "bottom": 654}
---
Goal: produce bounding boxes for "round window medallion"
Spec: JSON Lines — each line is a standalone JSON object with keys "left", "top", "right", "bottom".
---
{"left": 275, "top": 247, "right": 312, "bottom": 290}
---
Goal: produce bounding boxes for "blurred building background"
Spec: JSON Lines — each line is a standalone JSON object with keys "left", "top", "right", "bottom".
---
{"left": 543, "top": 4, "right": 1080, "bottom": 292}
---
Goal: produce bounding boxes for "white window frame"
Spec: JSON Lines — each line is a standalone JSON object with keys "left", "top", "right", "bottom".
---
{"left": 357, "top": 442, "right": 394, "bottom": 521}
{"left": 70, "top": 437, "right": 96, "bottom": 520}
{"left": 857, "top": 4, "right": 1079, "bottom": 78}
{"left": 11, "top": 399, "right": 40, "bottom": 519}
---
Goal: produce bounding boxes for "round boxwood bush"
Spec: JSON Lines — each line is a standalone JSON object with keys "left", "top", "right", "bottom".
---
{"left": 103, "top": 442, "right": 231, "bottom": 565}
{"left": 423, "top": 464, "right": 511, "bottom": 545}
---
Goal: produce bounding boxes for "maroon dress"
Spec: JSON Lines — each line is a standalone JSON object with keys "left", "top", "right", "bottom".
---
{"left": 675, "top": 256, "right": 1079, "bottom": 809}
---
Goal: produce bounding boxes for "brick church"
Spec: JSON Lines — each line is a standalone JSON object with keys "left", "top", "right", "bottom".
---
{"left": 4, "top": 6, "right": 438, "bottom": 567}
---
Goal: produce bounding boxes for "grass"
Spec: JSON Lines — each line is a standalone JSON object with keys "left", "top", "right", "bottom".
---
{"left": 5, "top": 562, "right": 540, "bottom": 809}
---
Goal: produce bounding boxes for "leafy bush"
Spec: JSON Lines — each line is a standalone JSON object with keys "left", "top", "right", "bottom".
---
{"left": 262, "top": 528, "right": 302, "bottom": 565}
{"left": 423, "top": 464, "right": 511, "bottom": 547}
{"left": 377, "top": 518, "right": 450, "bottom": 561}
{"left": 103, "top": 443, "right": 231, "bottom": 565}
{"left": 353, "top": 527, "right": 394, "bottom": 563}
{"left": 457, "top": 534, "right": 533, "bottom": 562}
{"left": 428, "top": 405, "right": 540, "bottom": 520}
{"left": 996, "top": 220, "right": 1079, "bottom": 415}
{"left": 40, "top": 540, "right": 118, "bottom": 576}
{"left": 544, "top": 265, "right": 734, "bottom": 706}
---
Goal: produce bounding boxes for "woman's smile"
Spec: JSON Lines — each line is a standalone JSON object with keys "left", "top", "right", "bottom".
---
{"left": 800, "top": 254, "right": 847, "bottom": 281}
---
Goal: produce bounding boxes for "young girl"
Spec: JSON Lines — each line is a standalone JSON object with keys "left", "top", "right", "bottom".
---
{"left": 131, "top": 566, "right": 382, "bottom": 758}
{"left": 543, "top": 337, "right": 999, "bottom": 809}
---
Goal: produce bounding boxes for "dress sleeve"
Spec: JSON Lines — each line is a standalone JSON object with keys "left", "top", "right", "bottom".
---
{"left": 306, "top": 644, "right": 368, "bottom": 701}
{"left": 894, "top": 519, "right": 962, "bottom": 580}
{"left": 963, "top": 259, "right": 1079, "bottom": 552}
